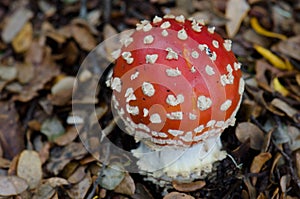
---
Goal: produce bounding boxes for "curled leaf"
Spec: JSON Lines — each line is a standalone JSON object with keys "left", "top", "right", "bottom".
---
{"left": 250, "top": 17, "right": 287, "bottom": 40}
{"left": 272, "top": 77, "right": 289, "bottom": 96}
{"left": 253, "top": 44, "right": 291, "bottom": 70}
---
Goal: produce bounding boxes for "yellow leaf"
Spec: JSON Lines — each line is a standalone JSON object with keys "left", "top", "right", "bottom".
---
{"left": 273, "top": 77, "right": 289, "bottom": 96}
{"left": 12, "top": 22, "right": 33, "bottom": 53}
{"left": 253, "top": 44, "right": 291, "bottom": 70}
{"left": 250, "top": 17, "right": 287, "bottom": 40}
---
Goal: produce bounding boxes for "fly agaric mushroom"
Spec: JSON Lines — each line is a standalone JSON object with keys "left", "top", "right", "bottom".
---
{"left": 108, "top": 15, "right": 244, "bottom": 185}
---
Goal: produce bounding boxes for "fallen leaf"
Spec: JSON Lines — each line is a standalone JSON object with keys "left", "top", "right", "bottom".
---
{"left": 12, "top": 22, "right": 33, "bottom": 53}
{"left": 41, "top": 117, "right": 65, "bottom": 141}
{"left": 47, "top": 177, "right": 69, "bottom": 187}
{"left": 163, "top": 192, "right": 195, "bottom": 199}
{"left": 272, "top": 77, "right": 289, "bottom": 96}
{"left": 114, "top": 172, "right": 136, "bottom": 195}
{"left": 67, "top": 166, "right": 87, "bottom": 184}
{"left": 98, "top": 162, "right": 126, "bottom": 190}
{"left": 280, "top": 175, "right": 290, "bottom": 194}
{"left": 272, "top": 35, "right": 300, "bottom": 61}
{"left": 172, "top": 180, "right": 206, "bottom": 192}
{"left": 50, "top": 76, "right": 75, "bottom": 106}
{"left": 16, "top": 63, "right": 34, "bottom": 84}
{"left": 235, "top": 122, "right": 265, "bottom": 150}
{"left": 271, "top": 98, "right": 299, "bottom": 121}
{"left": 17, "top": 150, "right": 42, "bottom": 189}
{"left": 0, "top": 100, "right": 24, "bottom": 159}
{"left": 250, "top": 17, "right": 287, "bottom": 40}
{"left": 67, "top": 172, "right": 92, "bottom": 199}
{"left": 32, "top": 183, "right": 56, "bottom": 199}
{"left": 250, "top": 152, "right": 272, "bottom": 185}
{"left": 0, "top": 176, "right": 28, "bottom": 196}
{"left": 71, "top": 24, "right": 97, "bottom": 51}
{"left": 0, "top": 65, "right": 17, "bottom": 81}
{"left": 54, "top": 125, "right": 79, "bottom": 146}
{"left": 132, "top": 183, "right": 154, "bottom": 199}
{"left": 295, "top": 150, "right": 300, "bottom": 178}
{"left": 1, "top": 7, "right": 33, "bottom": 43}
{"left": 225, "top": 0, "right": 250, "bottom": 37}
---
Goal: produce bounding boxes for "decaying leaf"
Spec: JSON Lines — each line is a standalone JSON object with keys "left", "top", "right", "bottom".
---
{"left": 1, "top": 7, "right": 33, "bottom": 43}
{"left": 272, "top": 35, "right": 300, "bottom": 61}
{"left": 0, "top": 176, "right": 28, "bottom": 196}
{"left": 235, "top": 122, "right": 265, "bottom": 150}
{"left": 67, "top": 166, "right": 87, "bottom": 184}
{"left": 271, "top": 98, "right": 299, "bottom": 122}
{"left": 98, "top": 162, "right": 126, "bottom": 190}
{"left": 0, "top": 100, "right": 24, "bottom": 159}
{"left": 114, "top": 172, "right": 136, "bottom": 195}
{"left": 71, "top": 24, "right": 97, "bottom": 51}
{"left": 295, "top": 150, "right": 300, "bottom": 178}
{"left": 250, "top": 152, "right": 272, "bottom": 185}
{"left": 225, "top": 0, "right": 250, "bottom": 37}
{"left": 50, "top": 76, "right": 75, "bottom": 106}
{"left": 54, "top": 126, "right": 79, "bottom": 146}
{"left": 32, "top": 183, "right": 56, "bottom": 199}
{"left": 172, "top": 180, "right": 206, "bottom": 192}
{"left": 41, "top": 117, "right": 65, "bottom": 141}
{"left": 163, "top": 192, "right": 195, "bottom": 199}
{"left": 67, "top": 172, "right": 92, "bottom": 199}
{"left": 17, "top": 150, "right": 42, "bottom": 189}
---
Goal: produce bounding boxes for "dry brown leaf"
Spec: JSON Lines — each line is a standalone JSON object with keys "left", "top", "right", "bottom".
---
{"left": 54, "top": 126, "right": 79, "bottom": 146}
{"left": 114, "top": 173, "right": 136, "bottom": 196}
{"left": 67, "top": 166, "right": 87, "bottom": 184}
{"left": 271, "top": 98, "right": 299, "bottom": 122}
{"left": 71, "top": 24, "right": 97, "bottom": 51}
{"left": 16, "top": 63, "right": 34, "bottom": 84}
{"left": 295, "top": 150, "right": 300, "bottom": 178}
{"left": 1, "top": 7, "right": 33, "bottom": 43}
{"left": 235, "top": 122, "right": 265, "bottom": 150}
{"left": 272, "top": 35, "right": 300, "bottom": 61}
{"left": 225, "top": 0, "right": 250, "bottom": 37}
{"left": 12, "top": 22, "right": 33, "bottom": 53}
{"left": 0, "top": 176, "right": 28, "bottom": 196}
{"left": 50, "top": 76, "right": 75, "bottom": 106}
{"left": 0, "top": 65, "right": 17, "bottom": 81}
{"left": 163, "top": 192, "right": 195, "bottom": 199}
{"left": 280, "top": 175, "right": 290, "bottom": 194}
{"left": 172, "top": 180, "right": 206, "bottom": 192}
{"left": 250, "top": 152, "right": 272, "bottom": 185}
{"left": 0, "top": 100, "right": 24, "bottom": 159}
{"left": 17, "top": 150, "right": 42, "bottom": 189}
{"left": 66, "top": 172, "right": 92, "bottom": 199}
{"left": 132, "top": 183, "right": 154, "bottom": 199}
{"left": 47, "top": 177, "right": 69, "bottom": 187}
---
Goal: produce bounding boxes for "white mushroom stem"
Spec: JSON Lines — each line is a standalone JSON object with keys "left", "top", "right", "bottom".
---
{"left": 132, "top": 135, "right": 227, "bottom": 186}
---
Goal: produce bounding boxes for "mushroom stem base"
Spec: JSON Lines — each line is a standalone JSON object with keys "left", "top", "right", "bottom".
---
{"left": 132, "top": 136, "right": 227, "bottom": 186}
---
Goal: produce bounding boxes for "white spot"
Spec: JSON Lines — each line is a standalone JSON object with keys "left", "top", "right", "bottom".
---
{"left": 220, "top": 73, "right": 234, "bottom": 86}
{"left": 209, "top": 51, "right": 217, "bottom": 61}
{"left": 166, "top": 112, "right": 183, "bottom": 120}
{"left": 111, "top": 77, "right": 122, "bottom": 92}
{"left": 180, "top": 131, "right": 193, "bottom": 142}
{"left": 130, "top": 71, "right": 139, "bottom": 80}
{"left": 194, "top": 125, "right": 204, "bottom": 133}
{"left": 138, "top": 123, "right": 150, "bottom": 132}
{"left": 152, "top": 131, "right": 158, "bottom": 137}
{"left": 143, "top": 108, "right": 149, "bottom": 117}
{"left": 111, "top": 49, "right": 121, "bottom": 59}
{"left": 166, "top": 94, "right": 184, "bottom": 106}
{"left": 125, "top": 88, "right": 136, "bottom": 102}
{"left": 198, "top": 44, "right": 208, "bottom": 51}
{"left": 226, "top": 64, "right": 233, "bottom": 73}
{"left": 223, "top": 39, "right": 232, "bottom": 51}
{"left": 197, "top": 95, "right": 212, "bottom": 111}
{"left": 206, "top": 120, "right": 216, "bottom": 127}
{"left": 163, "top": 14, "right": 175, "bottom": 19}
{"left": 190, "top": 66, "right": 196, "bottom": 73}
{"left": 212, "top": 40, "right": 219, "bottom": 48}
{"left": 166, "top": 67, "right": 181, "bottom": 77}
{"left": 208, "top": 26, "right": 215, "bottom": 34}
{"left": 142, "top": 82, "right": 155, "bottom": 97}
{"left": 192, "top": 24, "right": 202, "bottom": 32}
{"left": 215, "top": 121, "right": 225, "bottom": 128}
{"left": 189, "top": 113, "right": 197, "bottom": 120}
{"left": 161, "top": 29, "right": 168, "bottom": 37}
{"left": 151, "top": 138, "right": 166, "bottom": 145}
{"left": 239, "top": 78, "right": 245, "bottom": 95}
{"left": 126, "top": 104, "right": 139, "bottom": 115}
{"left": 143, "top": 23, "right": 152, "bottom": 32}
{"left": 160, "top": 21, "right": 171, "bottom": 29}
{"left": 220, "top": 100, "right": 232, "bottom": 111}
{"left": 120, "top": 37, "right": 133, "bottom": 47}
{"left": 191, "top": 50, "right": 199, "bottom": 59}
{"left": 150, "top": 113, "right": 162, "bottom": 123}
{"left": 197, "top": 19, "right": 205, "bottom": 25}
{"left": 177, "top": 28, "right": 188, "bottom": 40}
{"left": 175, "top": 15, "right": 185, "bottom": 23}
{"left": 234, "top": 62, "right": 242, "bottom": 71}
{"left": 158, "top": 132, "right": 168, "bottom": 138}
{"left": 166, "top": 47, "right": 178, "bottom": 60}
{"left": 146, "top": 54, "right": 158, "bottom": 64}
{"left": 144, "top": 35, "right": 154, "bottom": 44}
{"left": 153, "top": 16, "right": 162, "bottom": 23}
{"left": 122, "top": 51, "right": 134, "bottom": 64}
{"left": 168, "top": 129, "right": 184, "bottom": 136}
{"left": 205, "top": 65, "right": 215, "bottom": 76}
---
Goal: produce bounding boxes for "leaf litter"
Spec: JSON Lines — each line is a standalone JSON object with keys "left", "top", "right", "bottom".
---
{"left": 0, "top": 0, "right": 299, "bottom": 198}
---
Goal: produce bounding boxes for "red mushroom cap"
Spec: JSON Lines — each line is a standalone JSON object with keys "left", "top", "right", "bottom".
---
{"left": 109, "top": 15, "right": 244, "bottom": 148}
